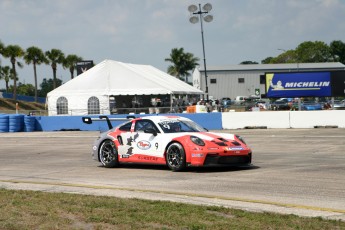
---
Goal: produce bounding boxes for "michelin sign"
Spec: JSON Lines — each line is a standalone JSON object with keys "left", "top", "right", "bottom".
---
{"left": 266, "top": 72, "right": 331, "bottom": 97}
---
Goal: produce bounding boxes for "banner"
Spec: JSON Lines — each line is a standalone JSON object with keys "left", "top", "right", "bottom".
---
{"left": 76, "top": 60, "right": 94, "bottom": 76}
{"left": 265, "top": 72, "right": 331, "bottom": 97}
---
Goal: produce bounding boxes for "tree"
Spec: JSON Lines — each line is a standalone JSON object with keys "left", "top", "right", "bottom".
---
{"left": 330, "top": 40, "right": 345, "bottom": 64}
{"left": 63, "top": 54, "right": 83, "bottom": 79}
{"left": 295, "top": 41, "right": 333, "bottom": 63}
{"left": 39, "top": 78, "right": 62, "bottom": 97}
{"left": 0, "top": 66, "right": 13, "bottom": 92}
{"left": 270, "top": 49, "right": 298, "bottom": 64}
{"left": 45, "top": 49, "right": 65, "bottom": 89}
{"left": 24, "top": 46, "right": 48, "bottom": 102}
{"left": 165, "top": 47, "right": 199, "bottom": 82}
{"left": 9, "top": 82, "right": 35, "bottom": 96}
{"left": 0, "top": 40, "right": 4, "bottom": 61}
{"left": 2, "top": 45, "right": 24, "bottom": 100}
{"left": 240, "top": 61, "right": 258, "bottom": 64}
{"left": 261, "top": 57, "right": 274, "bottom": 64}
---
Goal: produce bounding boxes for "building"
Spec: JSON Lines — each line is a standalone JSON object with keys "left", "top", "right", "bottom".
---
{"left": 192, "top": 62, "right": 345, "bottom": 100}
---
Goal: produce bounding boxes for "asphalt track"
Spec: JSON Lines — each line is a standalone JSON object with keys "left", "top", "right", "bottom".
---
{"left": 0, "top": 128, "right": 345, "bottom": 221}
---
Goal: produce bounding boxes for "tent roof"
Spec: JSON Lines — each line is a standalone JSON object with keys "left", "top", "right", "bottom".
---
{"left": 47, "top": 59, "right": 203, "bottom": 97}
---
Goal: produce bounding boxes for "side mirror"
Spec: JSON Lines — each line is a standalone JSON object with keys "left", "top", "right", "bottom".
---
{"left": 144, "top": 128, "right": 157, "bottom": 136}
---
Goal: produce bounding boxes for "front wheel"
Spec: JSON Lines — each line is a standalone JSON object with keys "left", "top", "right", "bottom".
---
{"left": 166, "top": 143, "right": 186, "bottom": 172}
{"left": 99, "top": 140, "right": 118, "bottom": 168}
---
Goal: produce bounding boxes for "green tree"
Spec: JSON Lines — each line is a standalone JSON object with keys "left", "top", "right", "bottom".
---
{"left": 0, "top": 40, "right": 4, "bottom": 61}
{"left": 24, "top": 46, "right": 48, "bottom": 102}
{"left": 165, "top": 47, "right": 199, "bottom": 82}
{"left": 63, "top": 54, "right": 83, "bottom": 79}
{"left": 45, "top": 49, "right": 65, "bottom": 89}
{"left": 9, "top": 82, "right": 35, "bottom": 96}
{"left": 2, "top": 45, "right": 24, "bottom": 100}
{"left": 261, "top": 57, "right": 274, "bottom": 64}
{"left": 270, "top": 49, "right": 297, "bottom": 64}
{"left": 39, "top": 78, "right": 62, "bottom": 97}
{"left": 0, "top": 66, "right": 13, "bottom": 92}
{"left": 330, "top": 40, "right": 345, "bottom": 64}
{"left": 240, "top": 61, "right": 258, "bottom": 64}
{"left": 295, "top": 41, "right": 333, "bottom": 63}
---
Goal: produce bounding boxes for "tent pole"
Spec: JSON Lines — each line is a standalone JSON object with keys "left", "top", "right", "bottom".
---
{"left": 170, "top": 93, "right": 172, "bottom": 112}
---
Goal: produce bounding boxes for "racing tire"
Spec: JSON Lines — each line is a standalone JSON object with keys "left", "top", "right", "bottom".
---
{"left": 166, "top": 142, "right": 186, "bottom": 172}
{"left": 99, "top": 140, "right": 119, "bottom": 168}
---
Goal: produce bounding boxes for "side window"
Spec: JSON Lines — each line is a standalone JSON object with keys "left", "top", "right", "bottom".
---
{"left": 88, "top": 96, "right": 100, "bottom": 114}
{"left": 134, "top": 120, "right": 159, "bottom": 133}
{"left": 119, "top": 122, "right": 132, "bottom": 131}
{"left": 57, "top": 96, "right": 68, "bottom": 115}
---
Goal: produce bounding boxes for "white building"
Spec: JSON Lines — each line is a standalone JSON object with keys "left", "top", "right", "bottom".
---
{"left": 192, "top": 62, "right": 345, "bottom": 100}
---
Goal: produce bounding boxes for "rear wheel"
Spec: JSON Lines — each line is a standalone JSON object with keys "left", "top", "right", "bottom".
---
{"left": 99, "top": 140, "right": 118, "bottom": 168}
{"left": 166, "top": 143, "right": 186, "bottom": 171}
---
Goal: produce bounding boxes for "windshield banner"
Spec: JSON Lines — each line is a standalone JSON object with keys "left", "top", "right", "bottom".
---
{"left": 265, "top": 72, "right": 331, "bottom": 97}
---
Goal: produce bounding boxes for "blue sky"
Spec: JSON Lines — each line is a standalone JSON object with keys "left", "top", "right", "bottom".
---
{"left": 1, "top": 0, "right": 345, "bottom": 88}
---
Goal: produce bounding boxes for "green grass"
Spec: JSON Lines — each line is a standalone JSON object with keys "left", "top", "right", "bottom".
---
{"left": 0, "top": 189, "right": 344, "bottom": 230}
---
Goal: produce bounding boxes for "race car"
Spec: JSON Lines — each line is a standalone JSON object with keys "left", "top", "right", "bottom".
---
{"left": 82, "top": 115, "right": 252, "bottom": 171}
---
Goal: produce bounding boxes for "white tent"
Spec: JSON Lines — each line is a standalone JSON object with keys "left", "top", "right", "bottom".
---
{"left": 47, "top": 59, "right": 203, "bottom": 115}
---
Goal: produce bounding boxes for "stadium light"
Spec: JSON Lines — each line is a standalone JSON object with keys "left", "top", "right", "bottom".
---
{"left": 188, "top": 3, "right": 213, "bottom": 100}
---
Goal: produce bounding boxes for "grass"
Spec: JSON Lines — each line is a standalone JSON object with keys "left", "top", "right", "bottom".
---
{"left": 0, "top": 98, "right": 46, "bottom": 115}
{"left": 0, "top": 189, "right": 344, "bottom": 230}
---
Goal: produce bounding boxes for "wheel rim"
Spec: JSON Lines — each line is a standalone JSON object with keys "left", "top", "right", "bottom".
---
{"left": 167, "top": 144, "right": 183, "bottom": 168}
{"left": 100, "top": 141, "right": 116, "bottom": 164}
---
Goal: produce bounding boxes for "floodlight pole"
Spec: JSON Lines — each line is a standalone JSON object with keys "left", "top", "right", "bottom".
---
{"left": 193, "top": 4, "right": 209, "bottom": 101}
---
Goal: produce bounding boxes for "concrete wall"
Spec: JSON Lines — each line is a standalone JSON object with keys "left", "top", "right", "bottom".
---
{"left": 222, "top": 110, "right": 345, "bottom": 129}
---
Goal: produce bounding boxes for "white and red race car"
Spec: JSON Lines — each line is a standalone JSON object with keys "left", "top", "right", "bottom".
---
{"left": 83, "top": 115, "right": 252, "bottom": 171}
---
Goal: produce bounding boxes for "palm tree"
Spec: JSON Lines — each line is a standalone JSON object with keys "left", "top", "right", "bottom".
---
{"left": 0, "top": 66, "right": 12, "bottom": 92}
{"left": 2, "top": 45, "right": 24, "bottom": 100}
{"left": 0, "top": 40, "right": 4, "bottom": 60}
{"left": 63, "top": 54, "right": 83, "bottom": 79}
{"left": 24, "top": 46, "right": 48, "bottom": 102}
{"left": 165, "top": 47, "right": 199, "bottom": 82}
{"left": 45, "top": 49, "right": 65, "bottom": 89}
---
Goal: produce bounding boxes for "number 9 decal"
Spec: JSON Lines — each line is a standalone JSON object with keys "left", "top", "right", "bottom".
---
{"left": 155, "top": 143, "right": 159, "bottom": 150}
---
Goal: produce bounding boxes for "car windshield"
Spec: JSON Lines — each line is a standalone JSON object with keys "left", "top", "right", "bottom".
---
{"left": 158, "top": 119, "right": 207, "bottom": 133}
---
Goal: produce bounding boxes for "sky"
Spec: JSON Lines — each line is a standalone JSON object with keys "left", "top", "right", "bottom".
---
{"left": 1, "top": 0, "right": 345, "bottom": 89}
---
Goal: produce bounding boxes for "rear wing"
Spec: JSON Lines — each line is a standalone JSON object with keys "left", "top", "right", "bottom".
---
{"left": 82, "top": 115, "right": 135, "bottom": 129}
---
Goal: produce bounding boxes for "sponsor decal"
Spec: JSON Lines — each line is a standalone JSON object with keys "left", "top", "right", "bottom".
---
{"left": 137, "top": 140, "right": 151, "bottom": 150}
{"left": 229, "top": 147, "right": 243, "bottom": 151}
{"left": 192, "top": 153, "right": 204, "bottom": 157}
{"left": 121, "top": 154, "right": 130, "bottom": 158}
{"left": 138, "top": 156, "right": 158, "bottom": 161}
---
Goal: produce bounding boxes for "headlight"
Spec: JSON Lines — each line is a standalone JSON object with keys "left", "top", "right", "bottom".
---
{"left": 236, "top": 135, "right": 246, "bottom": 144}
{"left": 190, "top": 136, "right": 205, "bottom": 146}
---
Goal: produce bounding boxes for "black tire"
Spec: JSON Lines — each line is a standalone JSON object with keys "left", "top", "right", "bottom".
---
{"left": 99, "top": 140, "right": 118, "bottom": 168}
{"left": 166, "top": 142, "right": 186, "bottom": 172}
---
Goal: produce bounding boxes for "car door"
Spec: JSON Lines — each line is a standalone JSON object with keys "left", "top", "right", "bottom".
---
{"left": 119, "top": 119, "right": 165, "bottom": 159}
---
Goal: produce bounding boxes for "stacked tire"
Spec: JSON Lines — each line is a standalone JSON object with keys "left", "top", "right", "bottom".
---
{"left": 9, "top": 114, "right": 25, "bottom": 132}
{"left": 0, "top": 114, "right": 9, "bottom": 132}
{"left": 24, "top": 115, "right": 36, "bottom": 132}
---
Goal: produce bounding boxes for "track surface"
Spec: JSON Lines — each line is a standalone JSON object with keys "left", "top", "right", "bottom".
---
{"left": 0, "top": 129, "right": 345, "bottom": 221}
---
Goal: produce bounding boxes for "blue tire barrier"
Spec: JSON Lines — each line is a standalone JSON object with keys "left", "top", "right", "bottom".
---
{"left": 24, "top": 116, "right": 36, "bottom": 132}
{"left": 9, "top": 114, "right": 25, "bottom": 132}
{"left": 0, "top": 114, "right": 9, "bottom": 132}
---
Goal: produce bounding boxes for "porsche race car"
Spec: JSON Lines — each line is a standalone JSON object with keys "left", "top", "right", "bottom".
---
{"left": 83, "top": 115, "right": 252, "bottom": 171}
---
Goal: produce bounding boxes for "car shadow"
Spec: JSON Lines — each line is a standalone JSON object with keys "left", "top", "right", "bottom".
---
{"left": 97, "top": 164, "right": 260, "bottom": 173}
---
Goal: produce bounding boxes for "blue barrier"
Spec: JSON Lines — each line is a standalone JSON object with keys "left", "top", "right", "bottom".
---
{"left": 34, "top": 113, "right": 223, "bottom": 132}
{"left": 0, "top": 92, "right": 46, "bottom": 104}
{"left": 0, "top": 114, "right": 9, "bottom": 132}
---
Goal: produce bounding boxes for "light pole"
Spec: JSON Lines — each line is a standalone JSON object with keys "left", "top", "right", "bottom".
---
{"left": 188, "top": 3, "right": 213, "bottom": 101}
